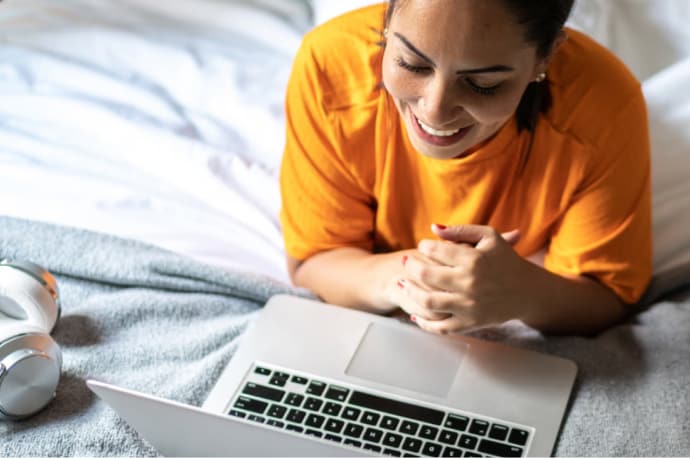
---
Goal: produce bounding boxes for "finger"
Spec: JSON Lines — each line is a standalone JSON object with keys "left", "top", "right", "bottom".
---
{"left": 417, "top": 239, "right": 479, "bottom": 268}
{"left": 412, "top": 314, "right": 475, "bottom": 336}
{"left": 396, "top": 278, "right": 451, "bottom": 321}
{"left": 431, "top": 224, "right": 520, "bottom": 250}
{"left": 403, "top": 253, "right": 467, "bottom": 292}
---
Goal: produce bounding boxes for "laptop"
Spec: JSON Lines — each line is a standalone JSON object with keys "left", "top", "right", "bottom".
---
{"left": 87, "top": 294, "right": 577, "bottom": 457}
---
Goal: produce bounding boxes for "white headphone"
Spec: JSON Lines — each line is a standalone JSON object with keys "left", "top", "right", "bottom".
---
{"left": 0, "top": 259, "right": 62, "bottom": 420}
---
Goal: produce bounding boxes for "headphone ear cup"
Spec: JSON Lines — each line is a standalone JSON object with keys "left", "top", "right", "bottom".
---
{"left": 0, "top": 326, "right": 62, "bottom": 419}
{"left": 0, "top": 262, "right": 60, "bottom": 333}
{"left": 0, "top": 261, "right": 62, "bottom": 420}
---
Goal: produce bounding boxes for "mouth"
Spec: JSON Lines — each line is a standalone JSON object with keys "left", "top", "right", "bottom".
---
{"left": 409, "top": 109, "right": 473, "bottom": 147}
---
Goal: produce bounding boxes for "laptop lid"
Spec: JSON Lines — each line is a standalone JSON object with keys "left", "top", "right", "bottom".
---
{"left": 86, "top": 380, "right": 364, "bottom": 457}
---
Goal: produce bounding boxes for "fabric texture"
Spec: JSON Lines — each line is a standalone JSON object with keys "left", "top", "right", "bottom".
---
{"left": 279, "top": 4, "right": 652, "bottom": 304}
{"left": 1, "top": 215, "right": 689, "bottom": 456}
{"left": 0, "top": 216, "right": 313, "bottom": 456}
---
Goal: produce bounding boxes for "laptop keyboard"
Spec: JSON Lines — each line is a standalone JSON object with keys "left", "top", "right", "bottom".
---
{"left": 227, "top": 364, "right": 532, "bottom": 457}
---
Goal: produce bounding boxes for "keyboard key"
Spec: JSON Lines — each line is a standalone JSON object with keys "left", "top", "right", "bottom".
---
{"left": 349, "top": 391, "right": 444, "bottom": 425}
{"left": 307, "top": 381, "right": 326, "bottom": 396}
{"left": 291, "top": 375, "right": 308, "bottom": 385}
{"left": 489, "top": 423, "right": 509, "bottom": 441}
{"left": 400, "top": 420, "right": 419, "bottom": 435}
{"left": 324, "top": 418, "right": 345, "bottom": 434}
{"left": 468, "top": 419, "right": 489, "bottom": 436}
{"left": 364, "top": 444, "right": 382, "bottom": 453}
{"left": 381, "top": 415, "right": 400, "bottom": 431}
{"left": 242, "top": 382, "right": 285, "bottom": 402}
{"left": 444, "top": 414, "right": 469, "bottom": 432}
{"left": 362, "top": 411, "right": 380, "bottom": 426}
{"left": 344, "top": 439, "right": 362, "bottom": 448}
{"left": 305, "top": 413, "right": 326, "bottom": 429}
{"left": 253, "top": 366, "right": 271, "bottom": 376}
{"left": 325, "top": 434, "right": 342, "bottom": 443}
{"left": 383, "top": 448, "right": 402, "bottom": 457}
{"left": 363, "top": 427, "right": 384, "bottom": 443}
{"left": 267, "top": 404, "right": 287, "bottom": 419}
{"left": 269, "top": 375, "right": 289, "bottom": 387}
{"left": 458, "top": 434, "right": 478, "bottom": 450}
{"left": 286, "top": 408, "right": 306, "bottom": 424}
{"left": 442, "top": 446, "right": 464, "bottom": 457}
{"left": 439, "top": 429, "right": 458, "bottom": 445}
{"left": 285, "top": 393, "right": 304, "bottom": 407}
{"left": 325, "top": 385, "right": 350, "bottom": 402}
{"left": 342, "top": 406, "right": 361, "bottom": 421}
{"left": 382, "top": 433, "right": 403, "bottom": 448}
{"left": 402, "top": 437, "right": 423, "bottom": 453}
{"left": 267, "top": 419, "right": 285, "bottom": 429}
{"left": 286, "top": 424, "right": 303, "bottom": 433}
{"left": 234, "top": 396, "right": 267, "bottom": 414}
{"left": 323, "top": 401, "right": 342, "bottom": 416}
{"left": 228, "top": 409, "right": 246, "bottom": 418}
{"left": 509, "top": 428, "right": 529, "bottom": 446}
{"left": 304, "top": 397, "right": 323, "bottom": 412}
{"left": 305, "top": 429, "right": 323, "bottom": 438}
{"left": 478, "top": 439, "right": 523, "bottom": 457}
{"left": 421, "top": 442, "right": 443, "bottom": 457}
{"left": 463, "top": 452, "right": 482, "bottom": 457}
{"left": 248, "top": 414, "right": 265, "bottom": 423}
{"left": 419, "top": 425, "right": 438, "bottom": 440}
{"left": 344, "top": 423, "right": 364, "bottom": 438}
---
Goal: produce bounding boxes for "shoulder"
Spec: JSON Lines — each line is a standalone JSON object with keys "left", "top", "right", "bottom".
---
{"left": 295, "top": 3, "right": 386, "bottom": 111}
{"left": 546, "top": 28, "right": 646, "bottom": 148}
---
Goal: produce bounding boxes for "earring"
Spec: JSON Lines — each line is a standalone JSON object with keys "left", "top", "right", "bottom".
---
{"left": 535, "top": 72, "right": 547, "bottom": 83}
{"left": 383, "top": 28, "right": 389, "bottom": 37}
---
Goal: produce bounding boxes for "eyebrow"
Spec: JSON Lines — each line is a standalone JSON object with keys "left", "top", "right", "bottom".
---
{"left": 393, "top": 32, "right": 515, "bottom": 75}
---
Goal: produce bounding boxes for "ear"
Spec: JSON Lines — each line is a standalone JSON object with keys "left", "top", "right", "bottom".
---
{"left": 533, "top": 30, "right": 568, "bottom": 79}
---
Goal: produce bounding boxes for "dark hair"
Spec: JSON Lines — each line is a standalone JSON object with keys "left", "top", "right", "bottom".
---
{"left": 384, "top": 0, "right": 575, "bottom": 134}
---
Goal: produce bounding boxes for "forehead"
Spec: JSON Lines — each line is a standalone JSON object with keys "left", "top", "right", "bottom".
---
{"left": 389, "top": 0, "right": 533, "bottom": 56}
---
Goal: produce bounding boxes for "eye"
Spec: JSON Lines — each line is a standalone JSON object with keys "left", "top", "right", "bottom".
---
{"left": 465, "top": 78, "right": 501, "bottom": 96}
{"left": 395, "top": 56, "right": 430, "bottom": 74}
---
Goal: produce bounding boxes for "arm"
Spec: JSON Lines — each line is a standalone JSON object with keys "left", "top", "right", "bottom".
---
{"left": 399, "top": 225, "right": 626, "bottom": 336}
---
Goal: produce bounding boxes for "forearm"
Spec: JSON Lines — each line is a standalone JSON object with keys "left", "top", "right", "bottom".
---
{"left": 518, "top": 260, "right": 626, "bottom": 335}
{"left": 291, "top": 247, "right": 411, "bottom": 314}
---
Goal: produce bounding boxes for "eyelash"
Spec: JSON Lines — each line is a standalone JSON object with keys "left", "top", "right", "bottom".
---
{"left": 395, "top": 57, "right": 502, "bottom": 96}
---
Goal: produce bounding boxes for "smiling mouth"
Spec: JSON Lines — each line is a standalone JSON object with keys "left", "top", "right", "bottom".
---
{"left": 409, "top": 110, "right": 473, "bottom": 147}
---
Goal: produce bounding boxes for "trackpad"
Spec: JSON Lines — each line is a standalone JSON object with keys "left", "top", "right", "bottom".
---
{"left": 345, "top": 322, "right": 468, "bottom": 398}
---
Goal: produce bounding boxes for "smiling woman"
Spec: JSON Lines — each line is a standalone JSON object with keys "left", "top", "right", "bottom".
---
{"left": 279, "top": 0, "right": 652, "bottom": 336}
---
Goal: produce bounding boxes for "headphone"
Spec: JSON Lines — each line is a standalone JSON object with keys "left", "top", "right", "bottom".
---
{"left": 0, "top": 259, "right": 62, "bottom": 420}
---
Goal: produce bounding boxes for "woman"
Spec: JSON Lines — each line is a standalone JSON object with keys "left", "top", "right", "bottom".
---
{"left": 280, "top": 0, "right": 651, "bottom": 335}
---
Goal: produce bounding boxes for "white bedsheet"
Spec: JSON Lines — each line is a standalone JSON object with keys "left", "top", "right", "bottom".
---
{"left": 1, "top": 0, "right": 312, "bottom": 283}
{"left": 1, "top": 0, "right": 690, "bottom": 289}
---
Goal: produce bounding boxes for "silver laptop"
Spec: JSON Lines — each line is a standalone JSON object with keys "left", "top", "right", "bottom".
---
{"left": 87, "top": 294, "right": 577, "bottom": 457}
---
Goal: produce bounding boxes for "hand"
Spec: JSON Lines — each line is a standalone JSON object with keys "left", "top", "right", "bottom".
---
{"left": 397, "top": 224, "right": 529, "bottom": 335}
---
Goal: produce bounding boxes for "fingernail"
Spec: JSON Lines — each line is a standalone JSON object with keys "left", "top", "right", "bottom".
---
{"left": 402, "top": 255, "right": 408, "bottom": 266}
{"left": 397, "top": 279, "right": 406, "bottom": 289}
{"left": 410, "top": 315, "right": 417, "bottom": 323}
{"left": 434, "top": 223, "right": 447, "bottom": 230}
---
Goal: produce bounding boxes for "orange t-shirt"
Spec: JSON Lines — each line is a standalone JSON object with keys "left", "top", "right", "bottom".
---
{"left": 280, "top": 4, "right": 652, "bottom": 304}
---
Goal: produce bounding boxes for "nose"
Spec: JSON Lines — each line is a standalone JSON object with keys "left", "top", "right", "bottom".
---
{"left": 419, "top": 76, "right": 463, "bottom": 127}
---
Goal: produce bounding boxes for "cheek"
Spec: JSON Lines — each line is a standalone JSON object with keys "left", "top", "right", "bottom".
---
{"left": 382, "top": 55, "right": 418, "bottom": 103}
{"left": 463, "top": 85, "right": 526, "bottom": 124}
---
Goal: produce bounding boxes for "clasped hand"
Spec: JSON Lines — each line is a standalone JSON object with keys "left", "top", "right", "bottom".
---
{"left": 390, "top": 224, "right": 528, "bottom": 335}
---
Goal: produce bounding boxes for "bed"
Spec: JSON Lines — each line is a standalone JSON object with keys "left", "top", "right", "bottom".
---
{"left": 1, "top": 0, "right": 689, "bottom": 456}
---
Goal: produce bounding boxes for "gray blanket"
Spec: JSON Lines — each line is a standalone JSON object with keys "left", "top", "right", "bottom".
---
{"left": 1, "top": 216, "right": 689, "bottom": 456}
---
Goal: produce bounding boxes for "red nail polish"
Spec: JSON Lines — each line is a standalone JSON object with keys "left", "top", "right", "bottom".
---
{"left": 402, "top": 255, "right": 408, "bottom": 266}
{"left": 397, "top": 279, "right": 405, "bottom": 289}
{"left": 434, "top": 224, "right": 447, "bottom": 230}
{"left": 410, "top": 315, "right": 417, "bottom": 323}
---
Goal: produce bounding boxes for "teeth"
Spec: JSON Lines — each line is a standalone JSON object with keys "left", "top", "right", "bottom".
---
{"left": 417, "top": 117, "right": 461, "bottom": 137}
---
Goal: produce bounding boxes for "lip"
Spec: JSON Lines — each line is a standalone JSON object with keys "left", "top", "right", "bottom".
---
{"left": 409, "top": 109, "right": 473, "bottom": 147}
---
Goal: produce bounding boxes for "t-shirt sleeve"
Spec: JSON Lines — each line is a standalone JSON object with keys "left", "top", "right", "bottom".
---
{"left": 279, "top": 35, "right": 375, "bottom": 261}
{"left": 544, "top": 88, "right": 652, "bottom": 304}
